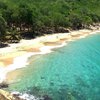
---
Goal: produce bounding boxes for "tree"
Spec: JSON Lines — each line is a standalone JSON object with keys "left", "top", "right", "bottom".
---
{"left": 89, "top": 13, "right": 100, "bottom": 22}
{"left": 0, "top": 1, "right": 7, "bottom": 9}
{"left": 2, "top": 8, "right": 14, "bottom": 27}
{"left": 0, "top": 16, "right": 6, "bottom": 39}
{"left": 69, "top": 13, "right": 83, "bottom": 29}
{"left": 17, "top": 3, "right": 33, "bottom": 31}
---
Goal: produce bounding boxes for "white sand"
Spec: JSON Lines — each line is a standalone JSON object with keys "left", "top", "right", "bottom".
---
{"left": 0, "top": 29, "right": 100, "bottom": 83}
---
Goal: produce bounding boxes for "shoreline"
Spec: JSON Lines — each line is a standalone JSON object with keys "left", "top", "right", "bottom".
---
{"left": 0, "top": 29, "right": 100, "bottom": 83}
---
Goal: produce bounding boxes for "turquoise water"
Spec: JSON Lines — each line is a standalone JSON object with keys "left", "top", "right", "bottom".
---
{"left": 7, "top": 33, "right": 100, "bottom": 100}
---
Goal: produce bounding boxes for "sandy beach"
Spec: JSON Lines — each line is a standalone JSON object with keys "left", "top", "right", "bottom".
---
{"left": 0, "top": 29, "right": 100, "bottom": 83}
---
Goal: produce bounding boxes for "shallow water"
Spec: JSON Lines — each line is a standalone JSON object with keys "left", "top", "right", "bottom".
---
{"left": 7, "top": 33, "right": 100, "bottom": 100}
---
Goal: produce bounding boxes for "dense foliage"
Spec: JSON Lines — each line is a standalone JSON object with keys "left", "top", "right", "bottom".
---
{"left": 0, "top": 0, "right": 100, "bottom": 42}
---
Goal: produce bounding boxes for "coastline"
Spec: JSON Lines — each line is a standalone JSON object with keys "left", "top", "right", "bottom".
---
{"left": 0, "top": 29, "right": 100, "bottom": 83}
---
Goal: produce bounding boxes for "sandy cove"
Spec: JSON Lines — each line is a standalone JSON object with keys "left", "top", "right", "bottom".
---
{"left": 0, "top": 29, "right": 98, "bottom": 67}
{"left": 0, "top": 29, "right": 100, "bottom": 82}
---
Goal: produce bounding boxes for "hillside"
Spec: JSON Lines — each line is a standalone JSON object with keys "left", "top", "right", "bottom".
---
{"left": 0, "top": 0, "right": 100, "bottom": 43}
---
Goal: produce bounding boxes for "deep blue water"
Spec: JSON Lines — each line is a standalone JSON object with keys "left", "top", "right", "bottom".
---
{"left": 7, "top": 33, "right": 100, "bottom": 100}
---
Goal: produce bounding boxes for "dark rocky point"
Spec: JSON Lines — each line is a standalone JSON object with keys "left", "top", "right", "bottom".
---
{"left": 0, "top": 82, "right": 8, "bottom": 89}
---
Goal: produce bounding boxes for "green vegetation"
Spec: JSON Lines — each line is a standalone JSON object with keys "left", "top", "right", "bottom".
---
{"left": 0, "top": 16, "right": 6, "bottom": 39}
{"left": 0, "top": 0, "right": 100, "bottom": 43}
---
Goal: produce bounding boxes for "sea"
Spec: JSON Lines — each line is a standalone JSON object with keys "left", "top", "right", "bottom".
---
{"left": 6, "top": 33, "right": 100, "bottom": 100}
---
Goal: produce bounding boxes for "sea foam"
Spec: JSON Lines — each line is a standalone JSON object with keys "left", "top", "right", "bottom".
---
{"left": 0, "top": 42, "right": 66, "bottom": 83}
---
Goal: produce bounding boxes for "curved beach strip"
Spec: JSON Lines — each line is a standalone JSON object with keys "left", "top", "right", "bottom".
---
{"left": 0, "top": 29, "right": 100, "bottom": 83}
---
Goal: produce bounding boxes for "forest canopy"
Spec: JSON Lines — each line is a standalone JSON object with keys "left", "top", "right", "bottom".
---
{"left": 0, "top": 0, "right": 100, "bottom": 42}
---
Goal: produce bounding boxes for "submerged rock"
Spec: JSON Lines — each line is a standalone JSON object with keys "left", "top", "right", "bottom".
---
{"left": 43, "top": 95, "right": 52, "bottom": 100}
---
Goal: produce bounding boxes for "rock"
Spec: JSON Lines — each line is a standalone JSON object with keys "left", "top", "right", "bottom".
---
{"left": 0, "top": 82, "right": 8, "bottom": 89}
{"left": 55, "top": 27, "right": 70, "bottom": 33}
{"left": 0, "top": 42, "right": 9, "bottom": 48}
{"left": 0, "top": 89, "right": 25, "bottom": 100}
{"left": 0, "top": 89, "right": 14, "bottom": 100}
{"left": 43, "top": 95, "right": 52, "bottom": 100}
{"left": 0, "top": 93, "right": 9, "bottom": 100}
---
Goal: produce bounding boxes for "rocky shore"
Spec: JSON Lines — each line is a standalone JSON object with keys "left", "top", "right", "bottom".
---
{"left": 0, "top": 89, "right": 23, "bottom": 100}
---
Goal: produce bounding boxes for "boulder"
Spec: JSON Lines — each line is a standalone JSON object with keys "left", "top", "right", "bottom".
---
{"left": 55, "top": 27, "right": 70, "bottom": 33}
{"left": 0, "top": 42, "right": 9, "bottom": 48}
{"left": 0, "top": 82, "right": 8, "bottom": 89}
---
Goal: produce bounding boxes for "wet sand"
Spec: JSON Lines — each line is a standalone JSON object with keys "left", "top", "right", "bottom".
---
{"left": 0, "top": 29, "right": 100, "bottom": 82}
